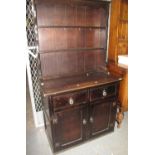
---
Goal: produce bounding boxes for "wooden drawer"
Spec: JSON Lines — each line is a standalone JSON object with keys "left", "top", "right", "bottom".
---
{"left": 52, "top": 90, "right": 88, "bottom": 110}
{"left": 90, "top": 84, "right": 117, "bottom": 102}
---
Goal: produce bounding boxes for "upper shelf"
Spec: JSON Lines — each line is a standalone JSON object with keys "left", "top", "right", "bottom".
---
{"left": 38, "top": 28, "right": 107, "bottom": 52}
{"left": 39, "top": 48, "right": 106, "bottom": 53}
{"left": 38, "top": 26, "right": 106, "bottom": 29}
{"left": 35, "top": 0, "right": 111, "bottom": 5}
{"left": 36, "top": 3, "right": 109, "bottom": 28}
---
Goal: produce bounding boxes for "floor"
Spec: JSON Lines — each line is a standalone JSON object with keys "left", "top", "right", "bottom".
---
{"left": 26, "top": 81, "right": 128, "bottom": 155}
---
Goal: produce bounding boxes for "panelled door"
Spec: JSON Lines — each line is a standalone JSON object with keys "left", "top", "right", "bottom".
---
{"left": 89, "top": 100, "right": 112, "bottom": 137}
{"left": 52, "top": 105, "right": 87, "bottom": 151}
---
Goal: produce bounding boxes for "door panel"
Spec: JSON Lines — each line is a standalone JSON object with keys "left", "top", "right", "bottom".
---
{"left": 52, "top": 106, "right": 86, "bottom": 150}
{"left": 89, "top": 101, "right": 111, "bottom": 137}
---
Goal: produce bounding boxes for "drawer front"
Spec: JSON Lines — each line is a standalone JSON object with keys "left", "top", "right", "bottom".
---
{"left": 52, "top": 90, "right": 88, "bottom": 110}
{"left": 90, "top": 84, "right": 116, "bottom": 102}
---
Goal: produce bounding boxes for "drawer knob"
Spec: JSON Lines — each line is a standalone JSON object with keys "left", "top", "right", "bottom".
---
{"left": 83, "top": 119, "right": 87, "bottom": 125}
{"left": 69, "top": 97, "right": 74, "bottom": 105}
{"left": 102, "top": 89, "right": 107, "bottom": 97}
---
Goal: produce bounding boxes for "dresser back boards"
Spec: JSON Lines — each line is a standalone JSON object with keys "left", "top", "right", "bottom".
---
{"left": 35, "top": 0, "right": 110, "bottom": 80}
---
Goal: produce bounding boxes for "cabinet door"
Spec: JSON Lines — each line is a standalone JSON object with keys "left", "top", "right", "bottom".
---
{"left": 52, "top": 105, "right": 87, "bottom": 151}
{"left": 89, "top": 101, "right": 112, "bottom": 137}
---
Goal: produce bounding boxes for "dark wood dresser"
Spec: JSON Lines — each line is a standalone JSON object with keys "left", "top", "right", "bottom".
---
{"left": 34, "top": 0, "right": 121, "bottom": 152}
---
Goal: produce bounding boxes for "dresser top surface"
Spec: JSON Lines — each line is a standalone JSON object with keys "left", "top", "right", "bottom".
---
{"left": 41, "top": 71, "right": 121, "bottom": 96}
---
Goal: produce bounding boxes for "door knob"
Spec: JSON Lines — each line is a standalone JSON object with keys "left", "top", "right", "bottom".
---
{"left": 89, "top": 117, "right": 94, "bottom": 123}
{"left": 83, "top": 119, "right": 87, "bottom": 125}
{"left": 69, "top": 97, "right": 74, "bottom": 105}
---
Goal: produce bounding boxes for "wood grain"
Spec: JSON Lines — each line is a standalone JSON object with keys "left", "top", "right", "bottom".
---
{"left": 108, "top": 0, "right": 128, "bottom": 63}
